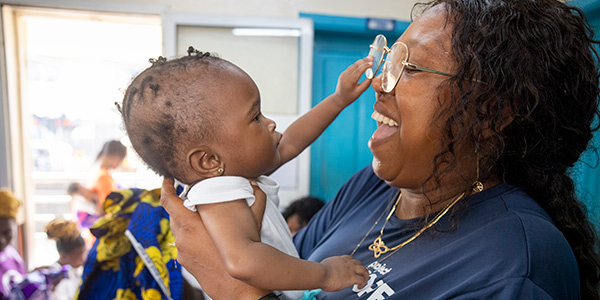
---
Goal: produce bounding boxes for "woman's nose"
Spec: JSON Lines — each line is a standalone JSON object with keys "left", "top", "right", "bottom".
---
{"left": 372, "top": 73, "right": 396, "bottom": 95}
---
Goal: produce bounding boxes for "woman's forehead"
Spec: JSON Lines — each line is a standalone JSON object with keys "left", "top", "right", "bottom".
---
{"left": 398, "top": 4, "right": 452, "bottom": 55}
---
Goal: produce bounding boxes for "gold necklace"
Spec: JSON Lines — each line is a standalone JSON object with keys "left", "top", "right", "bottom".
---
{"left": 351, "top": 192, "right": 465, "bottom": 260}
{"left": 349, "top": 191, "right": 401, "bottom": 257}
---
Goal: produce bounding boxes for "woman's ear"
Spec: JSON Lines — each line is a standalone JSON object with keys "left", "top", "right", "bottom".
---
{"left": 480, "top": 99, "right": 515, "bottom": 139}
{"left": 187, "top": 147, "right": 223, "bottom": 178}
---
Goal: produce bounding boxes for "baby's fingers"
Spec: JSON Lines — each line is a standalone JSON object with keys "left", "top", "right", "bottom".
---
{"left": 343, "top": 255, "right": 369, "bottom": 288}
{"left": 354, "top": 263, "right": 369, "bottom": 289}
{"left": 345, "top": 56, "right": 374, "bottom": 81}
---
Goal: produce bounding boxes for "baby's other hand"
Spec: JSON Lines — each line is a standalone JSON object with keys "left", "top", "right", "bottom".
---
{"left": 320, "top": 255, "right": 369, "bottom": 292}
{"left": 333, "top": 56, "right": 373, "bottom": 108}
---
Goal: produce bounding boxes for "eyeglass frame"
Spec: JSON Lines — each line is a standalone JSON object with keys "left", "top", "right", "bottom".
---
{"left": 366, "top": 34, "right": 455, "bottom": 93}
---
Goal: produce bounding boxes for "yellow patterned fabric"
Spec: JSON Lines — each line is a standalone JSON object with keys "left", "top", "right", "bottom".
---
{"left": 74, "top": 188, "right": 182, "bottom": 300}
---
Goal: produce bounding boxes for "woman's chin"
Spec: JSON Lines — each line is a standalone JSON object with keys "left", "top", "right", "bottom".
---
{"left": 372, "top": 158, "right": 394, "bottom": 183}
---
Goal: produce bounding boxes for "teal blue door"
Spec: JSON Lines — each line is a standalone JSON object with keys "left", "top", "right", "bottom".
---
{"left": 301, "top": 14, "right": 409, "bottom": 201}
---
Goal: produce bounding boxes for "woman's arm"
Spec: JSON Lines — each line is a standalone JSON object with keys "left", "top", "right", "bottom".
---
{"left": 276, "top": 56, "right": 373, "bottom": 166}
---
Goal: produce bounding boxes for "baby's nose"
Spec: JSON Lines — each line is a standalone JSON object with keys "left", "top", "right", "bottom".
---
{"left": 268, "top": 119, "right": 277, "bottom": 131}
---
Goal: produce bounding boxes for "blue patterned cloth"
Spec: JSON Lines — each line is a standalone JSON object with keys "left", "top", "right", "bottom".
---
{"left": 75, "top": 188, "right": 182, "bottom": 300}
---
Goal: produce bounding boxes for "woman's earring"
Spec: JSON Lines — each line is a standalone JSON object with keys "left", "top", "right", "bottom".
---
{"left": 473, "top": 180, "right": 484, "bottom": 193}
{"left": 217, "top": 167, "right": 224, "bottom": 175}
{"left": 472, "top": 149, "right": 484, "bottom": 192}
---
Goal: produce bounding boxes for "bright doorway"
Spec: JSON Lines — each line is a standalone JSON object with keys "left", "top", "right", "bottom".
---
{"left": 1, "top": 5, "right": 161, "bottom": 268}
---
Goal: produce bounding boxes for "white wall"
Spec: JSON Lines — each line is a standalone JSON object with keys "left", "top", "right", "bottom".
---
{"left": 3, "top": 0, "right": 420, "bottom": 21}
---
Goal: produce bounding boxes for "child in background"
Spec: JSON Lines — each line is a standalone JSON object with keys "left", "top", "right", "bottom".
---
{"left": 66, "top": 182, "right": 100, "bottom": 248}
{"left": 67, "top": 182, "right": 99, "bottom": 228}
{"left": 120, "top": 47, "right": 371, "bottom": 299}
{"left": 44, "top": 218, "right": 87, "bottom": 300}
{"left": 282, "top": 196, "right": 325, "bottom": 236}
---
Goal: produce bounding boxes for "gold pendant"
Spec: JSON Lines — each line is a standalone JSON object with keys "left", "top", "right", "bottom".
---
{"left": 368, "top": 236, "right": 390, "bottom": 258}
{"left": 472, "top": 181, "right": 484, "bottom": 192}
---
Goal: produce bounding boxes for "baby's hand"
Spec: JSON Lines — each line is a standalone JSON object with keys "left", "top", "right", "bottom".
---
{"left": 333, "top": 56, "right": 373, "bottom": 108}
{"left": 320, "top": 255, "right": 369, "bottom": 292}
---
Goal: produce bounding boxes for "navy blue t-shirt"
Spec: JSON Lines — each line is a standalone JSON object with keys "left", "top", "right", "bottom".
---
{"left": 294, "top": 166, "right": 580, "bottom": 299}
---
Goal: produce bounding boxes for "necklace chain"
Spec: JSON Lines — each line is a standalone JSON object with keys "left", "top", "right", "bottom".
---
{"left": 351, "top": 192, "right": 465, "bottom": 263}
{"left": 349, "top": 191, "right": 400, "bottom": 257}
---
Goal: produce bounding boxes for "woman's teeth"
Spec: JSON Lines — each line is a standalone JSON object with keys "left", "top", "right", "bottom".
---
{"left": 371, "top": 111, "right": 398, "bottom": 127}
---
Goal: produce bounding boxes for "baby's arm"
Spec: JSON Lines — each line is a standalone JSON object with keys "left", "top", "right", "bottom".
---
{"left": 276, "top": 56, "right": 373, "bottom": 167}
{"left": 196, "top": 199, "right": 369, "bottom": 291}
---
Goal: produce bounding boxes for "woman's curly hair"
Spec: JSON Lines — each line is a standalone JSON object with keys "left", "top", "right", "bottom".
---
{"left": 416, "top": 0, "right": 600, "bottom": 298}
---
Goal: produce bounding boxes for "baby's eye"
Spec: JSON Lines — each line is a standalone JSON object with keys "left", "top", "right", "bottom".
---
{"left": 253, "top": 113, "right": 261, "bottom": 121}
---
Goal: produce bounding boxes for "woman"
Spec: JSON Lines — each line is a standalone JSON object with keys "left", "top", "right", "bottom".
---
{"left": 160, "top": 0, "right": 600, "bottom": 299}
{"left": 44, "top": 218, "right": 87, "bottom": 300}
{"left": 0, "top": 188, "right": 24, "bottom": 299}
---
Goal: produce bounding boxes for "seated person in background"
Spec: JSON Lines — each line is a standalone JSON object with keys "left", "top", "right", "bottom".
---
{"left": 282, "top": 196, "right": 324, "bottom": 235}
{"left": 120, "top": 47, "right": 372, "bottom": 299}
{"left": 44, "top": 218, "right": 87, "bottom": 300}
{"left": 0, "top": 188, "right": 25, "bottom": 298}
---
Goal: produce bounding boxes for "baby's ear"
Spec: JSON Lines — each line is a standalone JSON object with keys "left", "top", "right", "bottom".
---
{"left": 187, "top": 147, "right": 223, "bottom": 178}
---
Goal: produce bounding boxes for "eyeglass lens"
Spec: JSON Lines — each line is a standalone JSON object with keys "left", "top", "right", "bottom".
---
{"left": 365, "top": 35, "right": 387, "bottom": 79}
{"left": 381, "top": 42, "right": 407, "bottom": 93}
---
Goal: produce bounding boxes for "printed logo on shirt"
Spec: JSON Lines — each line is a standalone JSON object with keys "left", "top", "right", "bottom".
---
{"left": 352, "top": 261, "right": 395, "bottom": 299}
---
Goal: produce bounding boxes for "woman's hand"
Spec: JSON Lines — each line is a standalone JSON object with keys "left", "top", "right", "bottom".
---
{"left": 160, "top": 177, "right": 271, "bottom": 300}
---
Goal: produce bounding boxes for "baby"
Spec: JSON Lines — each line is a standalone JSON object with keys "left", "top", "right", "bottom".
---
{"left": 121, "top": 47, "right": 371, "bottom": 299}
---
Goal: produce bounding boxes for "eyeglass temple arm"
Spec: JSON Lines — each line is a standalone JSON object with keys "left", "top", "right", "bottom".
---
{"left": 404, "top": 61, "right": 484, "bottom": 83}
{"left": 404, "top": 62, "right": 454, "bottom": 77}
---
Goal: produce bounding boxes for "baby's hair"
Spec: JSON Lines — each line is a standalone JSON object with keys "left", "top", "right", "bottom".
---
{"left": 121, "top": 46, "right": 228, "bottom": 183}
{"left": 45, "top": 218, "right": 85, "bottom": 255}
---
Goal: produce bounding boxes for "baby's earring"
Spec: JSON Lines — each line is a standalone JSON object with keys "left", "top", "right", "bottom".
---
{"left": 217, "top": 167, "right": 224, "bottom": 175}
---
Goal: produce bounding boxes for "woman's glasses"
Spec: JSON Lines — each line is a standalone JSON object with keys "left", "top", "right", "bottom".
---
{"left": 366, "top": 34, "right": 455, "bottom": 93}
